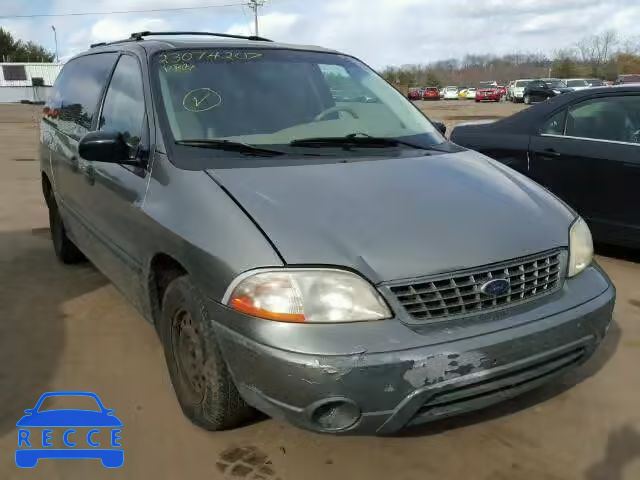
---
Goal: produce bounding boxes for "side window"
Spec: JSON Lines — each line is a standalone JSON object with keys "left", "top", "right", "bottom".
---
{"left": 566, "top": 95, "right": 640, "bottom": 143}
{"left": 541, "top": 110, "right": 566, "bottom": 135}
{"left": 48, "top": 53, "right": 118, "bottom": 139}
{"left": 99, "top": 55, "right": 145, "bottom": 151}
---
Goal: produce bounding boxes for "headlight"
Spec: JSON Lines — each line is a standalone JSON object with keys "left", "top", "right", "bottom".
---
{"left": 553, "top": 90, "right": 561, "bottom": 94}
{"left": 225, "top": 269, "right": 391, "bottom": 323}
{"left": 568, "top": 217, "right": 593, "bottom": 277}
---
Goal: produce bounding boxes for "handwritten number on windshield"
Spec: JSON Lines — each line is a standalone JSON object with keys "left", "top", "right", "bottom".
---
{"left": 159, "top": 51, "right": 263, "bottom": 65}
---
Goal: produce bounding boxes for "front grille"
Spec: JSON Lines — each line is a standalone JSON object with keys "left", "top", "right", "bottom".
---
{"left": 389, "top": 250, "right": 564, "bottom": 322}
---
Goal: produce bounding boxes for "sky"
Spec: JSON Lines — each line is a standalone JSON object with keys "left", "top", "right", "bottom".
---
{"left": 1, "top": 0, "right": 639, "bottom": 68}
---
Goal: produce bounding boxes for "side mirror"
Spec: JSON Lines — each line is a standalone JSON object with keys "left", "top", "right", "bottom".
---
{"left": 79, "top": 130, "right": 131, "bottom": 164}
{"left": 433, "top": 121, "right": 447, "bottom": 136}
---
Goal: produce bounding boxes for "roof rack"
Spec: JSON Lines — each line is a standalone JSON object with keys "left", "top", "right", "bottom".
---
{"left": 129, "top": 31, "right": 273, "bottom": 43}
{"left": 90, "top": 30, "right": 273, "bottom": 49}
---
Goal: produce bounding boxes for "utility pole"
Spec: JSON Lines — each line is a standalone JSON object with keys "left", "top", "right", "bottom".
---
{"left": 247, "top": 0, "right": 265, "bottom": 36}
{"left": 51, "top": 25, "right": 59, "bottom": 63}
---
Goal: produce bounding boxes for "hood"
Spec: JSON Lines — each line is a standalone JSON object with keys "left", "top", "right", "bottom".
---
{"left": 209, "top": 150, "right": 573, "bottom": 283}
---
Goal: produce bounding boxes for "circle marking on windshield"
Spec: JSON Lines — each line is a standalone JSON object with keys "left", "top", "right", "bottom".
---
{"left": 183, "top": 88, "right": 222, "bottom": 112}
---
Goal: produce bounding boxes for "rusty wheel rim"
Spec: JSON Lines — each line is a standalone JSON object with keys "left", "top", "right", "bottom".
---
{"left": 172, "top": 308, "right": 207, "bottom": 404}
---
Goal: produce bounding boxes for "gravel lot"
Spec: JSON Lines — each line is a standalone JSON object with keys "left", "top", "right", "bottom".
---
{"left": 1, "top": 103, "right": 639, "bottom": 480}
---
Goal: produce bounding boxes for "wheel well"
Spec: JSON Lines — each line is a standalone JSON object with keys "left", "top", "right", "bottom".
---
{"left": 149, "top": 254, "right": 187, "bottom": 324}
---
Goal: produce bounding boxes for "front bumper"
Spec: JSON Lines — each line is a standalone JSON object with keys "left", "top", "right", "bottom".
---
{"left": 209, "top": 266, "right": 614, "bottom": 435}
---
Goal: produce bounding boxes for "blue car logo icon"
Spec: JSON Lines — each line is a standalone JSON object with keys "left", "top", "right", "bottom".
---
{"left": 16, "top": 391, "right": 123, "bottom": 468}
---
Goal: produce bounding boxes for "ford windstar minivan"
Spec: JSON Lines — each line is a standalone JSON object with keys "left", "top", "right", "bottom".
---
{"left": 39, "top": 31, "right": 615, "bottom": 434}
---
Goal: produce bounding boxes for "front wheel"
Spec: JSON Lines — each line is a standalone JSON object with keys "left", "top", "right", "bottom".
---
{"left": 159, "top": 276, "right": 253, "bottom": 431}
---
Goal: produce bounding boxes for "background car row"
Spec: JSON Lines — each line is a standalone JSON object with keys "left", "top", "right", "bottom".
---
{"left": 407, "top": 75, "right": 636, "bottom": 103}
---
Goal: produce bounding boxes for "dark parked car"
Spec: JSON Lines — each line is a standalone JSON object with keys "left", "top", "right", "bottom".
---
{"left": 40, "top": 31, "right": 614, "bottom": 435}
{"left": 407, "top": 87, "right": 422, "bottom": 100}
{"left": 451, "top": 86, "right": 640, "bottom": 249}
{"left": 523, "top": 79, "right": 572, "bottom": 104}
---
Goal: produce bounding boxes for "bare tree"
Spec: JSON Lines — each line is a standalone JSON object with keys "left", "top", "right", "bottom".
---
{"left": 576, "top": 30, "right": 618, "bottom": 76}
{"left": 620, "top": 36, "right": 640, "bottom": 54}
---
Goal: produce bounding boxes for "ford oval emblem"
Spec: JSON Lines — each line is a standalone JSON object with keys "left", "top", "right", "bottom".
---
{"left": 480, "top": 278, "right": 510, "bottom": 297}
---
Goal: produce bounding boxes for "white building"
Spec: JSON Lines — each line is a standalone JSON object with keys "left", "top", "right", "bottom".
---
{"left": 0, "top": 63, "right": 63, "bottom": 103}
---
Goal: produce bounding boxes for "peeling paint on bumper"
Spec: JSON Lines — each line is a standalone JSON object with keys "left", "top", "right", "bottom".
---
{"left": 209, "top": 268, "right": 615, "bottom": 435}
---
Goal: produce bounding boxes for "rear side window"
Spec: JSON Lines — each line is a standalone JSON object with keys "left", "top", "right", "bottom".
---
{"left": 47, "top": 53, "right": 118, "bottom": 139}
{"left": 99, "top": 55, "right": 145, "bottom": 151}
{"left": 566, "top": 95, "right": 640, "bottom": 143}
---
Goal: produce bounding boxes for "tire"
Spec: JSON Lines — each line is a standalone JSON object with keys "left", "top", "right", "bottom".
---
{"left": 524, "top": 94, "right": 531, "bottom": 105}
{"left": 48, "top": 198, "right": 86, "bottom": 264}
{"left": 159, "top": 276, "right": 252, "bottom": 431}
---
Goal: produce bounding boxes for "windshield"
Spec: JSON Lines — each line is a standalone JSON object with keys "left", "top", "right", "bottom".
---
{"left": 546, "top": 80, "right": 567, "bottom": 88}
{"left": 567, "top": 80, "right": 588, "bottom": 87}
{"left": 515, "top": 80, "right": 530, "bottom": 87}
{"left": 154, "top": 49, "right": 441, "bottom": 151}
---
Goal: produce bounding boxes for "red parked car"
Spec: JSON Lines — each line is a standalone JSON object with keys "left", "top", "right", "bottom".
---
{"left": 497, "top": 85, "right": 507, "bottom": 97}
{"left": 422, "top": 87, "right": 440, "bottom": 100}
{"left": 407, "top": 88, "right": 422, "bottom": 100}
{"left": 475, "top": 86, "right": 502, "bottom": 102}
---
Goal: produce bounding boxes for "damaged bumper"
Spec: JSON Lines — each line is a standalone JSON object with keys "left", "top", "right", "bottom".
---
{"left": 208, "top": 265, "right": 615, "bottom": 435}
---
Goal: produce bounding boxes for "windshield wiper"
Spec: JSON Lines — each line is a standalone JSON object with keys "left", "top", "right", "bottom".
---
{"left": 176, "top": 139, "right": 284, "bottom": 157}
{"left": 289, "top": 133, "right": 428, "bottom": 151}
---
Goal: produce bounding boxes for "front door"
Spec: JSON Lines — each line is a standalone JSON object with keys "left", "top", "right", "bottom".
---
{"left": 530, "top": 94, "right": 640, "bottom": 247}
{"left": 48, "top": 53, "right": 118, "bottom": 249}
{"left": 77, "top": 54, "right": 151, "bottom": 309}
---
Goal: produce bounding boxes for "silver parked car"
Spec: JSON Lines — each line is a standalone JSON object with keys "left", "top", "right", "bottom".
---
{"left": 40, "top": 31, "right": 615, "bottom": 435}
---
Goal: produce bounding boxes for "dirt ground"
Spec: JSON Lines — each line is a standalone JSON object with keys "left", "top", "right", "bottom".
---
{"left": 0, "top": 103, "right": 639, "bottom": 480}
{"left": 415, "top": 98, "right": 528, "bottom": 134}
